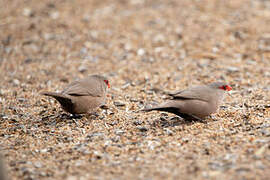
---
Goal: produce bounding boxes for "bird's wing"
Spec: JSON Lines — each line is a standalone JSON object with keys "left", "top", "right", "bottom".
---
{"left": 62, "top": 79, "right": 103, "bottom": 97}
{"left": 168, "top": 86, "right": 210, "bottom": 102}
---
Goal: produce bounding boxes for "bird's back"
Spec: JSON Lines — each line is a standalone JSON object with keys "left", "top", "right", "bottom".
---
{"left": 62, "top": 76, "right": 106, "bottom": 97}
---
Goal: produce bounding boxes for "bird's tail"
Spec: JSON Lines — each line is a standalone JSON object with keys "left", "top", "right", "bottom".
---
{"left": 142, "top": 104, "right": 182, "bottom": 117}
{"left": 40, "top": 91, "right": 73, "bottom": 113}
{"left": 40, "top": 91, "right": 66, "bottom": 98}
{"left": 142, "top": 106, "right": 160, "bottom": 112}
{"left": 40, "top": 91, "right": 72, "bottom": 104}
{"left": 141, "top": 103, "right": 176, "bottom": 112}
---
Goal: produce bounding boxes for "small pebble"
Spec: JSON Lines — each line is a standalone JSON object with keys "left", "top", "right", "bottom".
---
{"left": 137, "top": 48, "right": 145, "bottom": 56}
{"left": 34, "top": 162, "right": 43, "bottom": 168}
{"left": 23, "top": 8, "right": 33, "bottom": 17}
{"left": 115, "top": 129, "right": 125, "bottom": 135}
{"left": 114, "top": 101, "right": 126, "bottom": 106}
{"left": 133, "top": 120, "right": 143, "bottom": 126}
{"left": 137, "top": 126, "right": 148, "bottom": 132}
{"left": 227, "top": 66, "right": 239, "bottom": 73}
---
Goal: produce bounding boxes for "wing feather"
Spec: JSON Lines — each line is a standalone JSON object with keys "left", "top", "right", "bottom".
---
{"left": 168, "top": 85, "right": 211, "bottom": 102}
{"left": 62, "top": 78, "right": 104, "bottom": 97}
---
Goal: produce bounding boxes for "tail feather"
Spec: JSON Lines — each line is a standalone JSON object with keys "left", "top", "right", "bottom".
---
{"left": 40, "top": 91, "right": 66, "bottom": 98}
{"left": 142, "top": 106, "right": 202, "bottom": 121}
{"left": 142, "top": 106, "right": 162, "bottom": 112}
{"left": 40, "top": 91, "right": 74, "bottom": 113}
{"left": 142, "top": 106, "right": 179, "bottom": 114}
{"left": 40, "top": 91, "right": 72, "bottom": 104}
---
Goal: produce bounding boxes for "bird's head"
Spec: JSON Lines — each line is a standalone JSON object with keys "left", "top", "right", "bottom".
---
{"left": 90, "top": 75, "right": 111, "bottom": 89}
{"left": 103, "top": 79, "right": 110, "bottom": 88}
{"left": 209, "top": 82, "right": 232, "bottom": 91}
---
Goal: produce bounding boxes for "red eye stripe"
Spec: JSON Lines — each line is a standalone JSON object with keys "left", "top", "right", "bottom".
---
{"left": 219, "top": 86, "right": 225, "bottom": 90}
{"left": 219, "top": 85, "right": 232, "bottom": 91}
{"left": 104, "top": 80, "right": 110, "bottom": 88}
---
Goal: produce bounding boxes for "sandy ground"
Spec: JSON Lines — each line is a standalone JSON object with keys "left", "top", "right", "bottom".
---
{"left": 0, "top": 0, "right": 270, "bottom": 179}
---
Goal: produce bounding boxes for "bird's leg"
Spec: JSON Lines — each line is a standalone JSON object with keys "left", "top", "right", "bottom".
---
{"left": 191, "top": 115, "right": 208, "bottom": 124}
{"left": 182, "top": 114, "right": 206, "bottom": 123}
{"left": 189, "top": 114, "right": 203, "bottom": 122}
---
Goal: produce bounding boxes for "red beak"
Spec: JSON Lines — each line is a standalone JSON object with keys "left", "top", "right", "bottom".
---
{"left": 226, "top": 85, "right": 232, "bottom": 91}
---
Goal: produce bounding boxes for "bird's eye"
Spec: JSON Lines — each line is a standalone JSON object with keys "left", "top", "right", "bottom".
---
{"left": 219, "top": 85, "right": 232, "bottom": 91}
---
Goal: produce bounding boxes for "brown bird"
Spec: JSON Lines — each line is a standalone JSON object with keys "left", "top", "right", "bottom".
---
{"left": 41, "top": 75, "right": 110, "bottom": 114}
{"left": 142, "top": 82, "right": 232, "bottom": 121}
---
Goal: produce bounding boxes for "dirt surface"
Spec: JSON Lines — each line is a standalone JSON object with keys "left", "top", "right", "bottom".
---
{"left": 1, "top": 0, "right": 270, "bottom": 179}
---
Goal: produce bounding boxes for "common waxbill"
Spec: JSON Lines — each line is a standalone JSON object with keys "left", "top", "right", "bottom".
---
{"left": 41, "top": 75, "right": 110, "bottom": 114}
{"left": 142, "top": 82, "right": 232, "bottom": 121}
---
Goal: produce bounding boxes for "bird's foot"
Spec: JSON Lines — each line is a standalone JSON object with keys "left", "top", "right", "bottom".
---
{"left": 191, "top": 115, "right": 206, "bottom": 123}
{"left": 183, "top": 114, "right": 207, "bottom": 123}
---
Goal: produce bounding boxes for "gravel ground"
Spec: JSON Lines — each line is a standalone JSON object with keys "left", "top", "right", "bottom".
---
{"left": 0, "top": 0, "right": 270, "bottom": 179}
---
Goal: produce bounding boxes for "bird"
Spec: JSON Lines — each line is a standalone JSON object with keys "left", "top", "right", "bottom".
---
{"left": 40, "top": 75, "right": 110, "bottom": 114}
{"left": 142, "top": 82, "right": 232, "bottom": 121}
